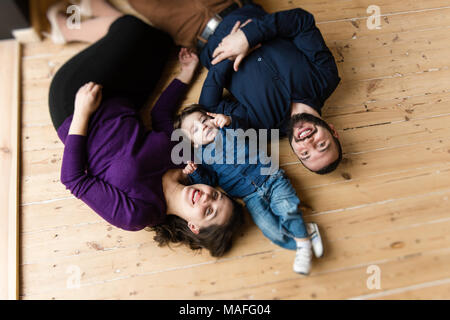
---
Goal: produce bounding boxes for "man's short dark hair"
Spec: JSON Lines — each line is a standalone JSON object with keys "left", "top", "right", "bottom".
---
{"left": 314, "top": 136, "right": 342, "bottom": 175}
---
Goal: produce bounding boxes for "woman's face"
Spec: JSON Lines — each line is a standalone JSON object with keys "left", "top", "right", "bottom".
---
{"left": 180, "top": 183, "right": 234, "bottom": 233}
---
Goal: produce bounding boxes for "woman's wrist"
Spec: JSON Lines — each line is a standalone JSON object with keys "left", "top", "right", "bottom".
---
{"left": 74, "top": 109, "right": 93, "bottom": 120}
{"left": 69, "top": 111, "right": 91, "bottom": 136}
{"left": 176, "top": 67, "right": 196, "bottom": 84}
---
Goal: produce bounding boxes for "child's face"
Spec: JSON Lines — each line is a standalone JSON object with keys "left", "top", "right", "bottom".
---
{"left": 181, "top": 112, "right": 219, "bottom": 146}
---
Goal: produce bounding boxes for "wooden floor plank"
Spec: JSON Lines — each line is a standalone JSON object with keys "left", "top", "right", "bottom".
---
{"left": 326, "top": 91, "right": 450, "bottom": 130}
{"left": 0, "top": 40, "right": 21, "bottom": 300}
{"left": 318, "top": 7, "right": 450, "bottom": 41}
{"left": 371, "top": 279, "right": 450, "bottom": 300}
{"left": 288, "top": 162, "right": 450, "bottom": 214}
{"left": 263, "top": 0, "right": 450, "bottom": 22}
{"left": 327, "top": 67, "right": 450, "bottom": 107}
{"left": 206, "top": 248, "right": 450, "bottom": 300}
{"left": 21, "top": 226, "right": 450, "bottom": 299}
{"left": 20, "top": 189, "right": 450, "bottom": 296}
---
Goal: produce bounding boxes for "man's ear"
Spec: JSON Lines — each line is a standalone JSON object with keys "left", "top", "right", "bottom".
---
{"left": 329, "top": 123, "right": 339, "bottom": 138}
{"left": 188, "top": 222, "right": 199, "bottom": 235}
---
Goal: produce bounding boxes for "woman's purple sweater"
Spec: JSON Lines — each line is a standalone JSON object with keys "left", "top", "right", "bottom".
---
{"left": 57, "top": 79, "right": 187, "bottom": 231}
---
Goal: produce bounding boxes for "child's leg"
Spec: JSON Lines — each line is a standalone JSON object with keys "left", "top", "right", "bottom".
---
{"left": 266, "top": 170, "right": 324, "bottom": 258}
{"left": 244, "top": 187, "right": 312, "bottom": 275}
{"left": 267, "top": 171, "right": 308, "bottom": 241}
{"left": 243, "top": 192, "right": 298, "bottom": 250}
{"left": 266, "top": 170, "right": 316, "bottom": 275}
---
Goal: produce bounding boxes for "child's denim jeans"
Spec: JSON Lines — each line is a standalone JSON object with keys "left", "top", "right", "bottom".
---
{"left": 243, "top": 169, "right": 308, "bottom": 250}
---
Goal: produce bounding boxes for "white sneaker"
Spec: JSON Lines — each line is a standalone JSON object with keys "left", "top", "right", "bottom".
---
{"left": 307, "top": 222, "right": 324, "bottom": 258}
{"left": 293, "top": 244, "right": 312, "bottom": 275}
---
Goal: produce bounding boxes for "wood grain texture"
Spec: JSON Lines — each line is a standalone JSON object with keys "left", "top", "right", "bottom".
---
{"left": 0, "top": 40, "right": 21, "bottom": 300}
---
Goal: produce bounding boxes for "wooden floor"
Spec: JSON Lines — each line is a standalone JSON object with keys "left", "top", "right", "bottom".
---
{"left": 0, "top": 40, "right": 20, "bottom": 300}
{"left": 20, "top": 0, "right": 450, "bottom": 299}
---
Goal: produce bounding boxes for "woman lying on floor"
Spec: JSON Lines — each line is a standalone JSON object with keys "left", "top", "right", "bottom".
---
{"left": 46, "top": 0, "right": 243, "bottom": 257}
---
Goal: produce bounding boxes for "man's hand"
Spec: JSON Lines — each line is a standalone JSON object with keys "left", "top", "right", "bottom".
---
{"left": 211, "top": 19, "right": 254, "bottom": 71}
{"left": 183, "top": 161, "right": 198, "bottom": 175}
{"left": 74, "top": 82, "right": 103, "bottom": 118}
{"left": 206, "top": 112, "right": 231, "bottom": 128}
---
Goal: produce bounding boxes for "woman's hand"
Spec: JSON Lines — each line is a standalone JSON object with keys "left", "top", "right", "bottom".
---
{"left": 69, "top": 82, "right": 102, "bottom": 136}
{"left": 182, "top": 161, "right": 198, "bottom": 175}
{"left": 211, "top": 19, "right": 260, "bottom": 71}
{"left": 177, "top": 48, "right": 199, "bottom": 84}
{"left": 74, "top": 82, "right": 103, "bottom": 118}
{"left": 206, "top": 112, "right": 231, "bottom": 128}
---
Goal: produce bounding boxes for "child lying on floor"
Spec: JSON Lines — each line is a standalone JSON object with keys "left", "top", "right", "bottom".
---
{"left": 174, "top": 105, "right": 324, "bottom": 275}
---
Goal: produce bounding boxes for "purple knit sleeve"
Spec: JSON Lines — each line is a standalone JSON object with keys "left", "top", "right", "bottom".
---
{"left": 60, "top": 134, "right": 157, "bottom": 231}
{"left": 151, "top": 78, "right": 188, "bottom": 137}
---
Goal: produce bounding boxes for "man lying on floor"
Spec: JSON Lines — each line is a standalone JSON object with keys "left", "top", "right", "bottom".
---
{"left": 130, "top": 0, "right": 342, "bottom": 174}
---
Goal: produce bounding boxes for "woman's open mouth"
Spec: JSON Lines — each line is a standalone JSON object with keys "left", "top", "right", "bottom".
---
{"left": 192, "top": 189, "right": 202, "bottom": 205}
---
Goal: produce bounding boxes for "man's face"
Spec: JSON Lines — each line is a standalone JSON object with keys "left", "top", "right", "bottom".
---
{"left": 289, "top": 113, "right": 340, "bottom": 172}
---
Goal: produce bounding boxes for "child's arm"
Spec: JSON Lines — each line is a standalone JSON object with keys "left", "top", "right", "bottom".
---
{"left": 151, "top": 49, "right": 199, "bottom": 136}
{"left": 183, "top": 161, "right": 219, "bottom": 186}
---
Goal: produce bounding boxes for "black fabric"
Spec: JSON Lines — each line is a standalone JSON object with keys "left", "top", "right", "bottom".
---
{"left": 218, "top": 3, "right": 239, "bottom": 18}
{"left": 48, "top": 15, "right": 173, "bottom": 130}
{"left": 196, "top": 0, "right": 254, "bottom": 51}
{"left": 219, "top": 0, "right": 254, "bottom": 18}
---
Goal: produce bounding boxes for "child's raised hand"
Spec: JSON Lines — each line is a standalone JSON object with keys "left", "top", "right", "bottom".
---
{"left": 206, "top": 112, "right": 231, "bottom": 128}
{"left": 182, "top": 161, "right": 198, "bottom": 175}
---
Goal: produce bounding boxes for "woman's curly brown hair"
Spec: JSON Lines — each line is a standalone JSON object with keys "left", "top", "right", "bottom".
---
{"left": 149, "top": 197, "right": 244, "bottom": 257}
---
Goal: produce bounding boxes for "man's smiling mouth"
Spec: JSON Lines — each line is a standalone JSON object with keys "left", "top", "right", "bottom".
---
{"left": 296, "top": 126, "right": 316, "bottom": 140}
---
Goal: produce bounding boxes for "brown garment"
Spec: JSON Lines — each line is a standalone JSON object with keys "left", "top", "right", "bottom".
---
{"left": 129, "top": 0, "right": 242, "bottom": 49}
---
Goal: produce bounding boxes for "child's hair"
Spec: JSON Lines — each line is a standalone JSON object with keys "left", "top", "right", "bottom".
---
{"left": 174, "top": 104, "right": 209, "bottom": 129}
{"left": 149, "top": 196, "right": 244, "bottom": 257}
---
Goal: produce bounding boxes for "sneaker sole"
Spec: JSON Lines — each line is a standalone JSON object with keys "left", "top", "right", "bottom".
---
{"left": 294, "top": 270, "right": 310, "bottom": 275}
{"left": 308, "top": 223, "right": 324, "bottom": 258}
